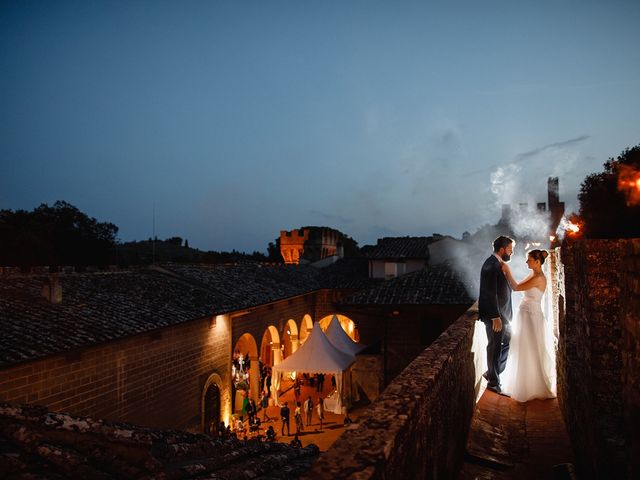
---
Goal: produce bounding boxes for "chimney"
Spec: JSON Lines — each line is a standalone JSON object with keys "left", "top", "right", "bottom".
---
{"left": 42, "top": 276, "right": 62, "bottom": 304}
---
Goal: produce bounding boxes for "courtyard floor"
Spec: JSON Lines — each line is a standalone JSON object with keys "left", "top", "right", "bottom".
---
{"left": 238, "top": 379, "right": 367, "bottom": 452}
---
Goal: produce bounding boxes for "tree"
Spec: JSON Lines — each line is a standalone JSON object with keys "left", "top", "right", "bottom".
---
{"left": 578, "top": 145, "right": 640, "bottom": 238}
{"left": 0, "top": 201, "right": 119, "bottom": 266}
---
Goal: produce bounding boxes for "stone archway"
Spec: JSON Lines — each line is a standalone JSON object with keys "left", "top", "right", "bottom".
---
{"left": 282, "top": 319, "right": 299, "bottom": 358}
{"left": 260, "top": 325, "right": 282, "bottom": 367}
{"left": 202, "top": 373, "right": 223, "bottom": 434}
{"left": 299, "top": 314, "right": 313, "bottom": 345}
{"left": 319, "top": 313, "right": 359, "bottom": 341}
{"left": 233, "top": 333, "right": 259, "bottom": 406}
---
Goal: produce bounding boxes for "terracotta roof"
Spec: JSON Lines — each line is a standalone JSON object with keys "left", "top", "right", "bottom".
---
{"left": 0, "top": 269, "right": 234, "bottom": 368}
{"left": 338, "top": 264, "right": 475, "bottom": 306}
{"left": 161, "top": 263, "right": 323, "bottom": 309}
{"left": 315, "top": 257, "right": 380, "bottom": 290}
{"left": 0, "top": 262, "right": 374, "bottom": 368}
{"left": 364, "top": 237, "right": 432, "bottom": 260}
{"left": 0, "top": 403, "right": 318, "bottom": 479}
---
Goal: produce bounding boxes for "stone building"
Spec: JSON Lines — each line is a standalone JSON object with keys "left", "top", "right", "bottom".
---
{"left": 279, "top": 227, "right": 344, "bottom": 265}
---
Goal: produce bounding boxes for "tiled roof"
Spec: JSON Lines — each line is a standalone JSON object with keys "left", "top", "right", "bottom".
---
{"left": 161, "top": 263, "right": 323, "bottom": 308}
{"left": 364, "top": 237, "right": 432, "bottom": 260}
{"left": 0, "top": 403, "right": 319, "bottom": 479}
{"left": 316, "top": 257, "right": 381, "bottom": 290}
{"left": 0, "top": 269, "right": 232, "bottom": 368}
{"left": 338, "top": 264, "right": 475, "bottom": 306}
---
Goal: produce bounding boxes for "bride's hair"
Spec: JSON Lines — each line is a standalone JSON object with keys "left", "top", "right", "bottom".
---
{"left": 528, "top": 249, "right": 549, "bottom": 265}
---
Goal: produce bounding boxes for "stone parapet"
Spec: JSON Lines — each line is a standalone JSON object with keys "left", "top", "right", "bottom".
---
{"left": 301, "top": 305, "right": 478, "bottom": 479}
{"left": 559, "top": 238, "right": 639, "bottom": 479}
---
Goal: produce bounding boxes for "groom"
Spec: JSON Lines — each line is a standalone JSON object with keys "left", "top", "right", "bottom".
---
{"left": 478, "top": 235, "right": 514, "bottom": 394}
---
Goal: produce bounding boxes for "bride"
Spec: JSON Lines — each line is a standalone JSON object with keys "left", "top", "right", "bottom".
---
{"left": 500, "top": 249, "right": 556, "bottom": 402}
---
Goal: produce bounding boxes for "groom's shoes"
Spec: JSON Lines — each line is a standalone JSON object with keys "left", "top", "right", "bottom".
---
{"left": 486, "top": 384, "right": 502, "bottom": 394}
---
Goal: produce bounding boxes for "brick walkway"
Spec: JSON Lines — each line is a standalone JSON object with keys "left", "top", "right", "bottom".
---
{"left": 459, "top": 388, "right": 576, "bottom": 479}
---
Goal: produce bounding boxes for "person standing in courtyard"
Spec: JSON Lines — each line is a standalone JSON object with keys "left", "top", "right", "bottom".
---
{"left": 316, "top": 396, "right": 325, "bottom": 431}
{"left": 304, "top": 395, "right": 313, "bottom": 426}
{"left": 280, "top": 401, "right": 290, "bottom": 436}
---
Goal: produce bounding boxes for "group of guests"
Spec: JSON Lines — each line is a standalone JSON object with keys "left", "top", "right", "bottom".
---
{"left": 280, "top": 395, "right": 326, "bottom": 436}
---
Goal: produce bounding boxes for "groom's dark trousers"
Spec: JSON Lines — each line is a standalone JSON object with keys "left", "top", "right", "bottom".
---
{"left": 478, "top": 255, "right": 513, "bottom": 388}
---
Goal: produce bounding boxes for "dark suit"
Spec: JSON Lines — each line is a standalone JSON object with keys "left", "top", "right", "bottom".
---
{"left": 479, "top": 254, "right": 513, "bottom": 388}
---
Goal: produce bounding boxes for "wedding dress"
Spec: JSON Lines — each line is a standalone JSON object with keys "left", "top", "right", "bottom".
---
{"left": 502, "top": 286, "right": 556, "bottom": 402}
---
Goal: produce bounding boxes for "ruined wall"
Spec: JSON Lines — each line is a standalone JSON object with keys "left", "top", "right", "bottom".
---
{"left": 302, "top": 305, "right": 478, "bottom": 479}
{"left": 559, "top": 238, "right": 639, "bottom": 479}
{"left": 0, "top": 315, "right": 232, "bottom": 432}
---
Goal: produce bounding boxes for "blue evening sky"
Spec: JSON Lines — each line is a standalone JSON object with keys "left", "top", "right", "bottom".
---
{"left": 2, "top": 1, "right": 639, "bottom": 252}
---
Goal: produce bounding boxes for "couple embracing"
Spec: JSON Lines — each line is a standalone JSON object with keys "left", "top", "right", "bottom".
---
{"left": 478, "top": 235, "right": 556, "bottom": 402}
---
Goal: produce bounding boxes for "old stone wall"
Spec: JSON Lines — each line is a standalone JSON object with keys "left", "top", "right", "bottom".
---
{"left": 0, "top": 314, "right": 231, "bottom": 432}
{"left": 301, "top": 305, "right": 478, "bottom": 479}
{"left": 559, "top": 238, "right": 639, "bottom": 479}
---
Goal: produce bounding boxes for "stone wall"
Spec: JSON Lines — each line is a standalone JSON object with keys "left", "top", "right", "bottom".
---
{"left": 301, "top": 305, "right": 478, "bottom": 479}
{"left": 559, "top": 238, "right": 639, "bottom": 479}
{"left": 0, "top": 314, "right": 232, "bottom": 432}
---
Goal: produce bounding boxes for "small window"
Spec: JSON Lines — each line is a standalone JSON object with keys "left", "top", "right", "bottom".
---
{"left": 384, "top": 262, "right": 397, "bottom": 279}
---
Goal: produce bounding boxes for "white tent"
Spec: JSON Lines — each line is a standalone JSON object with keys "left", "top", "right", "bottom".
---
{"left": 325, "top": 315, "right": 367, "bottom": 356}
{"left": 272, "top": 321, "right": 355, "bottom": 413}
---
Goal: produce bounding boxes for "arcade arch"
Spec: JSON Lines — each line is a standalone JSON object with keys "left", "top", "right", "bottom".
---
{"left": 260, "top": 325, "right": 281, "bottom": 367}
{"left": 318, "top": 314, "right": 359, "bottom": 342}
{"left": 232, "top": 333, "right": 259, "bottom": 406}
{"left": 299, "top": 314, "right": 313, "bottom": 345}
{"left": 282, "top": 319, "right": 299, "bottom": 358}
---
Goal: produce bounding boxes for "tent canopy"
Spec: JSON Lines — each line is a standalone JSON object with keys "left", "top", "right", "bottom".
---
{"left": 273, "top": 321, "right": 354, "bottom": 374}
{"left": 325, "top": 315, "right": 367, "bottom": 356}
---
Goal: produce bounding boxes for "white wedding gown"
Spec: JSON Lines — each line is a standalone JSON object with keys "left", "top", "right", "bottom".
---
{"left": 502, "top": 286, "right": 556, "bottom": 402}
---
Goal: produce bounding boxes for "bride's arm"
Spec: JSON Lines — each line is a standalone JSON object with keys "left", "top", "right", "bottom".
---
{"left": 501, "top": 264, "right": 539, "bottom": 291}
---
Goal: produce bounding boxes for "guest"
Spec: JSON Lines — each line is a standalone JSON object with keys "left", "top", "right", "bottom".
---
{"left": 280, "top": 402, "right": 290, "bottom": 436}
{"left": 304, "top": 396, "right": 313, "bottom": 426}
{"left": 294, "top": 401, "right": 303, "bottom": 433}
{"left": 266, "top": 425, "right": 276, "bottom": 442}
{"left": 289, "top": 434, "right": 302, "bottom": 448}
{"left": 316, "top": 397, "right": 325, "bottom": 431}
{"left": 260, "top": 390, "right": 271, "bottom": 422}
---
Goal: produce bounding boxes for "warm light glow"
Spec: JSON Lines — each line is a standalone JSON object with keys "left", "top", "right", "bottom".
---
{"left": 550, "top": 235, "right": 556, "bottom": 242}
{"left": 557, "top": 216, "right": 583, "bottom": 239}
{"left": 617, "top": 164, "right": 640, "bottom": 206}
{"left": 287, "top": 330, "right": 290, "bottom": 335}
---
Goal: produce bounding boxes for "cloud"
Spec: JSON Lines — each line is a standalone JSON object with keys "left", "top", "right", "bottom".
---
{"left": 514, "top": 135, "right": 591, "bottom": 162}
{"left": 308, "top": 209, "right": 354, "bottom": 224}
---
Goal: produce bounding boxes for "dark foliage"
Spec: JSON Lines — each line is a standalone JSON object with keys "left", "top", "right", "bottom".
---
{"left": 0, "top": 201, "right": 118, "bottom": 266}
{"left": 578, "top": 145, "right": 640, "bottom": 238}
{"left": 116, "top": 238, "right": 268, "bottom": 265}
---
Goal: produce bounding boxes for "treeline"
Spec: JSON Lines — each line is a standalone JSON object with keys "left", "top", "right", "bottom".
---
{"left": 0, "top": 201, "right": 118, "bottom": 266}
{"left": 0, "top": 201, "right": 270, "bottom": 267}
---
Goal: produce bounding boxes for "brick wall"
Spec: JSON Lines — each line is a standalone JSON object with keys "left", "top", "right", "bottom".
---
{"left": 301, "top": 305, "right": 478, "bottom": 479}
{"left": 559, "top": 238, "right": 639, "bottom": 479}
{"left": 0, "top": 314, "right": 231, "bottom": 431}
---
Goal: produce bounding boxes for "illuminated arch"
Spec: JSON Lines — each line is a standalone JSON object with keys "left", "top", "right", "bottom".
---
{"left": 282, "top": 319, "right": 299, "bottom": 358}
{"left": 260, "top": 325, "right": 281, "bottom": 366}
{"left": 233, "top": 332, "right": 258, "bottom": 358}
{"left": 318, "top": 314, "right": 359, "bottom": 341}
{"left": 201, "top": 372, "right": 225, "bottom": 433}
{"left": 299, "top": 314, "right": 313, "bottom": 344}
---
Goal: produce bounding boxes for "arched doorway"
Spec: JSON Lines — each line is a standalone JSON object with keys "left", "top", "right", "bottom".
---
{"left": 299, "top": 314, "right": 313, "bottom": 345}
{"left": 260, "top": 325, "right": 281, "bottom": 367}
{"left": 202, "top": 373, "right": 223, "bottom": 434}
{"left": 319, "top": 314, "right": 359, "bottom": 341}
{"left": 282, "top": 319, "right": 299, "bottom": 358}
{"left": 233, "top": 333, "right": 259, "bottom": 408}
